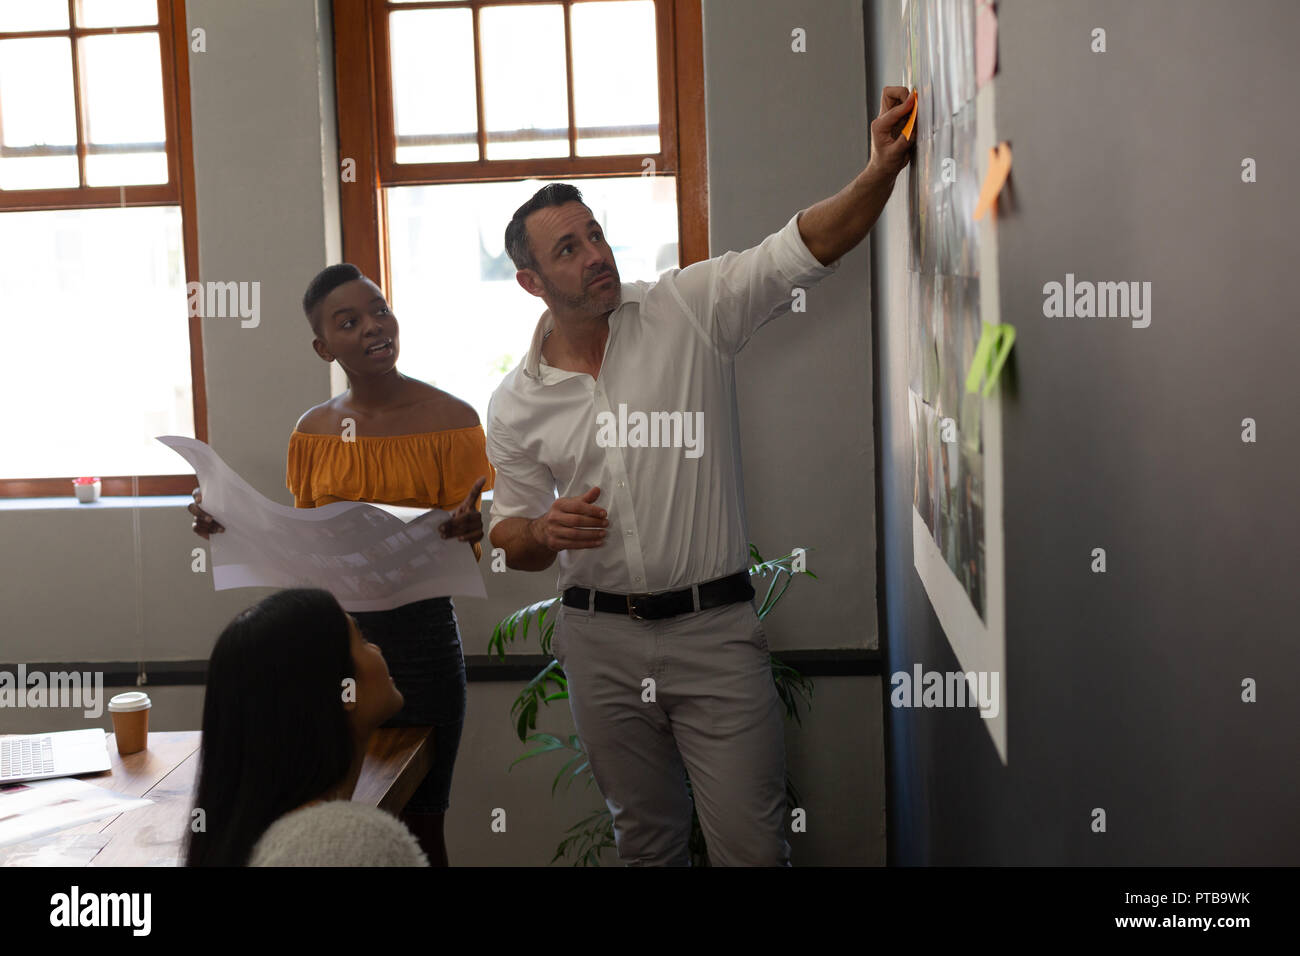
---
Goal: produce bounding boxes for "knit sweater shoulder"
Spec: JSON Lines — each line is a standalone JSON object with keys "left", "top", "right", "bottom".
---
{"left": 246, "top": 800, "right": 429, "bottom": 867}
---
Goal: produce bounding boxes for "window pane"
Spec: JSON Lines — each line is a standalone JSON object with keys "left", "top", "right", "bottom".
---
{"left": 0, "top": 206, "right": 194, "bottom": 479}
{"left": 572, "top": 1, "right": 659, "bottom": 157}
{"left": 80, "top": 33, "right": 168, "bottom": 186}
{"left": 76, "top": 0, "right": 159, "bottom": 28}
{"left": 0, "top": 38, "right": 79, "bottom": 190}
{"left": 86, "top": 151, "right": 168, "bottom": 186}
{"left": 390, "top": 9, "right": 478, "bottom": 164}
{"left": 480, "top": 4, "right": 567, "bottom": 160}
{"left": 0, "top": 0, "right": 68, "bottom": 31}
{"left": 385, "top": 176, "right": 679, "bottom": 419}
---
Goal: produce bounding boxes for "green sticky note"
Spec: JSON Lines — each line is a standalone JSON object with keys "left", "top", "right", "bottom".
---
{"left": 965, "top": 322, "right": 997, "bottom": 394}
{"left": 982, "top": 323, "right": 1015, "bottom": 397}
{"left": 965, "top": 321, "right": 1015, "bottom": 396}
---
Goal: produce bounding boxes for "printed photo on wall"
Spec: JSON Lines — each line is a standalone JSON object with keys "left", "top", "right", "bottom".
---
{"left": 904, "top": 0, "right": 987, "bottom": 623}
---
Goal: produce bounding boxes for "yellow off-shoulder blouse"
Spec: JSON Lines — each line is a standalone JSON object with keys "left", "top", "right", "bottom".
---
{"left": 285, "top": 425, "right": 496, "bottom": 560}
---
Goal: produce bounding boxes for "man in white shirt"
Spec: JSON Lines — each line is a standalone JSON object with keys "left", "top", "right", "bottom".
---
{"left": 486, "top": 87, "right": 916, "bottom": 865}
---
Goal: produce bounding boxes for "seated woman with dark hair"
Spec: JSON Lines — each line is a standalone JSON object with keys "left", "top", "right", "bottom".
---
{"left": 185, "top": 588, "right": 428, "bottom": 866}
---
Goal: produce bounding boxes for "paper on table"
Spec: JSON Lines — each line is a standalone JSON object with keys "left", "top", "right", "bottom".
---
{"left": 976, "top": 0, "right": 998, "bottom": 89}
{"left": 0, "top": 777, "right": 151, "bottom": 849}
{"left": 157, "top": 435, "right": 487, "bottom": 610}
{"left": 0, "top": 831, "right": 111, "bottom": 866}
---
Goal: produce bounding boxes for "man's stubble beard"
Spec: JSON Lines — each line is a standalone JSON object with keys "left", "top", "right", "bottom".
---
{"left": 541, "top": 267, "right": 621, "bottom": 315}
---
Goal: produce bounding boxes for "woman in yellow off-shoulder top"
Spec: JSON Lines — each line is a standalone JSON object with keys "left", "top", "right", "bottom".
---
{"left": 196, "top": 264, "right": 494, "bottom": 867}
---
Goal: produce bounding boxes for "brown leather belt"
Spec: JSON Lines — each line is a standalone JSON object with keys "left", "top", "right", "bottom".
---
{"left": 561, "top": 570, "right": 754, "bottom": 621}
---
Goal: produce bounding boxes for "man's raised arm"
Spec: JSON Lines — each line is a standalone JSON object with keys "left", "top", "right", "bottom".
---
{"left": 798, "top": 86, "right": 917, "bottom": 266}
{"left": 660, "top": 85, "right": 917, "bottom": 358}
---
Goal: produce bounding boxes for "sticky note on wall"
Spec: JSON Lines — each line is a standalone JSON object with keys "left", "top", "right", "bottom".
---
{"left": 902, "top": 88, "right": 918, "bottom": 140}
{"left": 973, "top": 142, "right": 1012, "bottom": 221}
{"left": 976, "top": 0, "right": 998, "bottom": 89}
{"left": 965, "top": 321, "right": 1016, "bottom": 397}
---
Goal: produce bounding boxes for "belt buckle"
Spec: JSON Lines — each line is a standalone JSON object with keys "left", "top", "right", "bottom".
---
{"left": 626, "top": 592, "right": 649, "bottom": 620}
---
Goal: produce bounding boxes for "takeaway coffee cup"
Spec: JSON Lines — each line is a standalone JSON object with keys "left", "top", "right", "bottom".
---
{"left": 107, "top": 692, "right": 151, "bottom": 756}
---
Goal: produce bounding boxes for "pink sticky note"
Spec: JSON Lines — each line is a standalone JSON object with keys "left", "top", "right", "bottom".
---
{"left": 976, "top": 0, "right": 998, "bottom": 89}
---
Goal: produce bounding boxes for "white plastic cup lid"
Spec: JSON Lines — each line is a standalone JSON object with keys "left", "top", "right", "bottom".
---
{"left": 108, "top": 692, "right": 152, "bottom": 713}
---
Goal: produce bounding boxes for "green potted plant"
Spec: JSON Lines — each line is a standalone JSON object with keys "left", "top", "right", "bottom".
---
{"left": 488, "top": 544, "right": 816, "bottom": 866}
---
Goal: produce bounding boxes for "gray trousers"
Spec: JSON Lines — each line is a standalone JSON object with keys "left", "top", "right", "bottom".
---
{"left": 554, "top": 597, "right": 791, "bottom": 866}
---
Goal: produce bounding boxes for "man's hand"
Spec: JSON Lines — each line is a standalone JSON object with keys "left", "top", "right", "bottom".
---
{"left": 488, "top": 487, "right": 608, "bottom": 572}
{"left": 528, "top": 486, "right": 608, "bottom": 553}
{"left": 867, "top": 86, "right": 917, "bottom": 181}
{"left": 439, "top": 476, "right": 487, "bottom": 545}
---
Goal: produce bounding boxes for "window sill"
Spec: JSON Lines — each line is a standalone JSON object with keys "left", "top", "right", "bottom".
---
{"left": 0, "top": 495, "right": 195, "bottom": 512}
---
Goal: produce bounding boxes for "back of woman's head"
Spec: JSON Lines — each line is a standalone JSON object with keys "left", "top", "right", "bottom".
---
{"left": 185, "top": 588, "right": 354, "bottom": 866}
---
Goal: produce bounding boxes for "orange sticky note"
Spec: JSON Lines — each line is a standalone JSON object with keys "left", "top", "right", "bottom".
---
{"left": 973, "top": 142, "right": 1012, "bottom": 221}
{"left": 901, "top": 88, "right": 918, "bottom": 140}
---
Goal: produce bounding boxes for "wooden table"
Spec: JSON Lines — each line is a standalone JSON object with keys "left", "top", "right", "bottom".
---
{"left": 1, "top": 728, "right": 431, "bottom": 866}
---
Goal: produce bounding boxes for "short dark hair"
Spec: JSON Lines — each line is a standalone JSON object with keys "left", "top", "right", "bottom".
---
{"left": 302, "top": 263, "right": 363, "bottom": 335}
{"left": 185, "top": 588, "right": 355, "bottom": 867}
{"left": 504, "top": 182, "right": 586, "bottom": 272}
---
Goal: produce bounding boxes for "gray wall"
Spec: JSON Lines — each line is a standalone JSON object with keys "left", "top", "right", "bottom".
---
{"left": 867, "top": 0, "right": 1299, "bottom": 864}
{"left": 705, "top": 1, "right": 879, "bottom": 652}
{"left": 1, "top": 0, "right": 885, "bottom": 866}
{"left": 189, "top": 0, "right": 342, "bottom": 493}
{"left": 704, "top": 0, "right": 884, "bottom": 864}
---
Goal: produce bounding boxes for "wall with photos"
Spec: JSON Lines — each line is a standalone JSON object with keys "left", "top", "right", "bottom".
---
{"left": 868, "top": 0, "right": 1299, "bottom": 864}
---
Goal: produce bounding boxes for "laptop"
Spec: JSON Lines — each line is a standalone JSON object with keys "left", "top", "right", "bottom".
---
{"left": 0, "top": 730, "right": 112, "bottom": 783}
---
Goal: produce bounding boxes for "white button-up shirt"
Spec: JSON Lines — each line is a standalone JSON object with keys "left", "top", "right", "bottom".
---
{"left": 485, "top": 213, "right": 837, "bottom": 593}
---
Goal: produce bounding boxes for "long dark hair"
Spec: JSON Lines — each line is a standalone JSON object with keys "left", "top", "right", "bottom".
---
{"left": 185, "top": 588, "right": 355, "bottom": 866}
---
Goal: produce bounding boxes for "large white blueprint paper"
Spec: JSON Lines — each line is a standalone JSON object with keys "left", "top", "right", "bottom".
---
{"left": 157, "top": 436, "right": 487, "bottom": 610}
